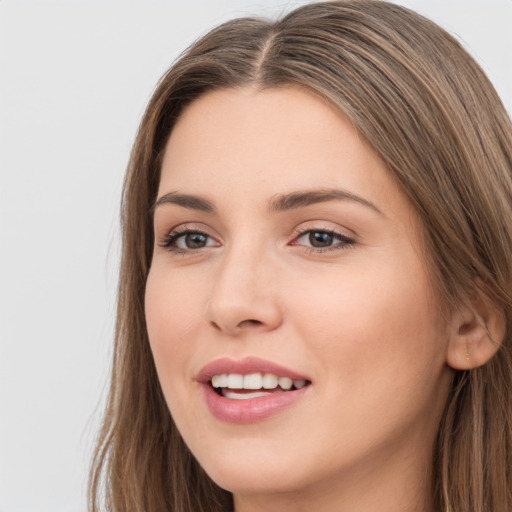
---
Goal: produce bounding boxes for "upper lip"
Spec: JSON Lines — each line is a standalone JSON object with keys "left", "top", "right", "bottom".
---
{"left": 197, "top": 356, "right": 311, "bottom": 384}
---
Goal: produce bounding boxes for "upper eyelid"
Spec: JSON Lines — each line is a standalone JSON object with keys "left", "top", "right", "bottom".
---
{"left": 158, "top": 222, "right": 216, "bottom": 238}
{"left": 156, "top": 221, "right": 357, "bottom": 246}
{"left": 292, "top": 228, "right": 355, "bottom": 245}
{"left": 159, "top": 230, "right": 353, "bottom": 256}
{"left": 160, "top": 223, "right": 351, "bottom": 236}
{"left": 163, "top": 225, "right": 217, "bottom": 241}
{"left": 294, "top": 228, "right": 351, "bottom": 239}
{"left": 158, "top": 229, "right": 219, "bottom": 254}
{"left": 291, "top": 221, "right": 356, "bottom": 239}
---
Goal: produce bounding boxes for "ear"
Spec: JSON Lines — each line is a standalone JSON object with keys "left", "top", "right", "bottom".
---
{"left": 446, "top": 288, "right": 506, "bottom": 370}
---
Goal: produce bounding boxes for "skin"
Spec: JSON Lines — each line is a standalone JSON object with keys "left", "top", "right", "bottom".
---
{"left": 145, "top": 86, "right": 456, "bottom": 512}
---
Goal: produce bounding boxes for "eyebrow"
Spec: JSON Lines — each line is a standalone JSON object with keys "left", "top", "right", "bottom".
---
{"left": 153, "top": 192, "right": 215, "bottom": 213}
{"left": 268, "top": 189, "right": 383, "bottom": 215}
{"left": 152, "top": 188, "right": 383, "bottom": 216}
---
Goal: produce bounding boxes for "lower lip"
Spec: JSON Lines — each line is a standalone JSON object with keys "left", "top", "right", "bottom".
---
{"left": 202, "top": 384, "right": 309, "bottom": 423}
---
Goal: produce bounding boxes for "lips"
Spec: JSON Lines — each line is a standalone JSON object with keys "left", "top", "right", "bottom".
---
{"left": 197, "top": 356, "right": 310, "bottom": 383}
{"left": 197, "top": 357, "right": 311, "bottom": 423}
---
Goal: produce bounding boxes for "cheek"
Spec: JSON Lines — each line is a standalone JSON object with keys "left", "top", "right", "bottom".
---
{"left": 144, "top": 265, "right": 213, "bottom": 438}
{"left": 285, "top": 255, "right": 447, "bottom": 398}
{"left": 144, "top": 266, "right": 205, "bottom": 385}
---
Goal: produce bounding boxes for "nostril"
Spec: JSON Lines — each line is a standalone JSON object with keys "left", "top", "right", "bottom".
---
{"left": 209, "top": 318, "right": 265, "bottom": 334}
{"left": 210, "top": 321, "right": 222, "bottom": 331}
{"left": 239, "top": 319, "right": 263, "bottom": 328}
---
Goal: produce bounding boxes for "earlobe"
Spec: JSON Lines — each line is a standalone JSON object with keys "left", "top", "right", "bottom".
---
{"left": 446, "top": 289, "right": 506, "bottom": 370}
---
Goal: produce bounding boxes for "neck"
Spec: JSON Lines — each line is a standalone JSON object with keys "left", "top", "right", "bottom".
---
{"left": 233, "top": 437, "right": 434, "bottom": 512}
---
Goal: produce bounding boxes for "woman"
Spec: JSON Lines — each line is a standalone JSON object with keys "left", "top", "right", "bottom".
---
{"left": 89, "top": 1, "right": 512, "bottom": 511}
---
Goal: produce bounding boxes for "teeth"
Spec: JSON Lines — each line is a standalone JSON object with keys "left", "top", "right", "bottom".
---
{"left": 244, "top": 373, "right": 263, "bottom": 389}
{"left": 226, "top": 374, "right": 244, "bottom": 389}
{"left": 278, "top": 377, "right": 293, "bottom": 390}
{"left": 262, "top": 373, "right": 278, "bottom": 389}
{"left": 223, "top": 390, "right": 274, "bottom": 400}
{"left": 211, "top": 372, "right": 308, "bottom": 391}
{"left": 294, "top": 379, "right": 306, "bottom": 389}
{"left": 211, "top": 374, "right": 228, "bottom": 388}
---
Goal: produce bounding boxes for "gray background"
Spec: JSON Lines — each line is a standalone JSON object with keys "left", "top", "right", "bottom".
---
{"left": 0, "top": 1, "right": 511, "bottom": 510}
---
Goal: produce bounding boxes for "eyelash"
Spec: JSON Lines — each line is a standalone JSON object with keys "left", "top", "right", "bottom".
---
{"left": 159, "top": 225, "right": 216, "bottom": 254}
{"left": 290, "top": 228, "right": 356, "bottom": 253}
{"left": 158, "top": 226, "right": 356, "bottom": 254}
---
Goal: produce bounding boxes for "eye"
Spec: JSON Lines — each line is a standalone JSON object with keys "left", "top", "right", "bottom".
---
{"left": 292, "top": 229, "right": 355, "bottom": 252}
{"left": 160, "top": 229, "right": 218, "bottom": 252}
{"left": 305, "top": 231, "right": 336, "bottom": 248}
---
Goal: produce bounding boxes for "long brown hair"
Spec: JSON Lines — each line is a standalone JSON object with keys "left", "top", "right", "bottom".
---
{"left": 89, "top": 2, "right": 512, "bottom": 510}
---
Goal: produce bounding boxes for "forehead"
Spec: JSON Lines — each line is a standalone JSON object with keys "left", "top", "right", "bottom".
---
{"left": 159, "top": 86, "right": 414, "bottom": 224}
{"left": 162, "top": 88, "right": 385, "bottom": 192}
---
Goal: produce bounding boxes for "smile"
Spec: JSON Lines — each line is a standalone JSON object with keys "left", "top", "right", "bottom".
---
{"left": 211, "top": 372, "right": 307, "bottom": 399}
{"left": 198, "top": 358, "right": 312, "bottom": 423}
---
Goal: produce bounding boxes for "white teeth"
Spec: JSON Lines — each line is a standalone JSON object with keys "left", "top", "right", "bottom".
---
{"left": 211, "top": 374, "right": 228, "bottom": 388}
{"left": 226, "top": 374, "right": 244, "bottom": 389}
{"left": 278, "top": 377, "right": 293, "bottom": 390}
{"left": 262, "top": 373, "right": 278, "bottom": 389}
{"left": 244, "top": 373, "right": 263, "bottom": 389}
{"left": 293, "top": 379, "right": 306, "bottom": 389}
{"left": 223, "top": 390, "right": 274, "bottom": 400}
{"left": 211, "top": 372, "right": 308, "bottom": 391}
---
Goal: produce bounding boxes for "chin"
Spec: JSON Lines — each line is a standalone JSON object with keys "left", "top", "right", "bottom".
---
{"left": 206, "top": 463, "right": 306, "bottom": 495}
{"left": 190, "top": 440, "right": 322, "bottom": 495}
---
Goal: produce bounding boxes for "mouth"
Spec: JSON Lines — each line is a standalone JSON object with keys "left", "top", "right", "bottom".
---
{"left": 198, "top": 357, "right": 312, "bottom": 423}
{"left": 210, "top": 372, "right": 310, "bottom": 399}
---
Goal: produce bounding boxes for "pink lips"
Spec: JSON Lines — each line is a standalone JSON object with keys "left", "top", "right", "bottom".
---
{"left": 197, "top": 357, "right": 311, "bottom": 424}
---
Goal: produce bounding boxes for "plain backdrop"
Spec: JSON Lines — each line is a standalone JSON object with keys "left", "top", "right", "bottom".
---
{"left": 0, "top": 1, "right": 511, "bottom": 511}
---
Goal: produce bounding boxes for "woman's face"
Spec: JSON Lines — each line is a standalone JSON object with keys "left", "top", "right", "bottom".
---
{"left": 145, "top": 87, "right": 453, "bottom": 504}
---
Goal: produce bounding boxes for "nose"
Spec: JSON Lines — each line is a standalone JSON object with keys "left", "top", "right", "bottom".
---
{"left": 205, "top": 244, "right": 283, "bottom": 336}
